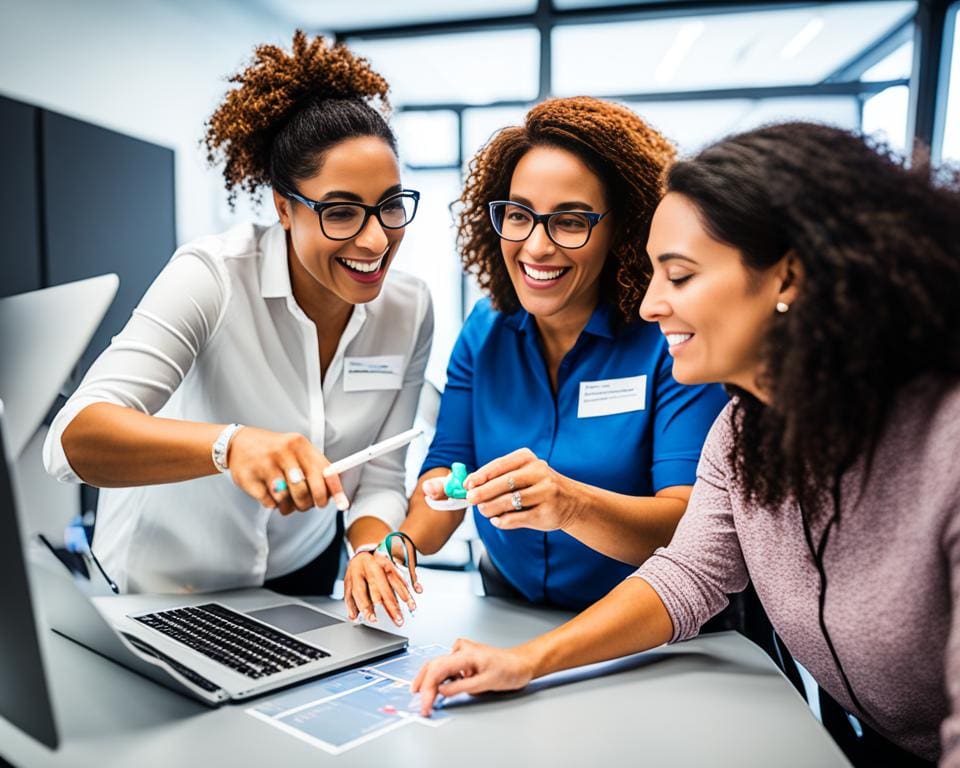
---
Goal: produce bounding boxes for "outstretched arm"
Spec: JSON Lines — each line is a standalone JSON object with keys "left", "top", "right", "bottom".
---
{"left": 411, "top": 576, "right": 673, "bottom": 715}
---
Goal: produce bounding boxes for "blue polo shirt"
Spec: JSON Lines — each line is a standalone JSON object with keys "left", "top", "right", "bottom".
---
{"left": 421, "top": 298, "right": 728, "bottom": 610}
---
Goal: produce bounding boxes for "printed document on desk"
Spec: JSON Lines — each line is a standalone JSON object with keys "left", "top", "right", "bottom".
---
{"left": 246, "top": 645, "right": 451, "bottom": 755}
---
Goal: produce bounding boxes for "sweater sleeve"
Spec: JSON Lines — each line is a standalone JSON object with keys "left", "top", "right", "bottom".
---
{"left": 940, "top": 491, "right": 960, "bottom": 767}
{"left": 631, "top": 403, "right": 751, "bottom": 642}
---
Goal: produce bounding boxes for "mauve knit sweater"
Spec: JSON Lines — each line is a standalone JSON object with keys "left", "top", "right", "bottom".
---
{"left": 634, "top": 377, "right": 960, "bottom": 765}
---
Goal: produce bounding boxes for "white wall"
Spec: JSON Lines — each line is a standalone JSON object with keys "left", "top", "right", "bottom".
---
{"left": 0, "top": 0, "right": 302, "bottom": 534}
{"left": 0, "top": 0, "right": 300, "bottom": 245}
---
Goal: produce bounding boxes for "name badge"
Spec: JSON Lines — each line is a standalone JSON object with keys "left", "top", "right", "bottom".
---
{"left": 343, "top": 355, "right": 404, "bottom": 392}
{"left": 577, "top": 374, "right": 647, "bottom": 418}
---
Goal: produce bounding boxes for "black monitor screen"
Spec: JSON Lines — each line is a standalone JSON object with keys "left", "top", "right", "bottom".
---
{"left": 0, "top": 411, "right": 59, "bottom": 748}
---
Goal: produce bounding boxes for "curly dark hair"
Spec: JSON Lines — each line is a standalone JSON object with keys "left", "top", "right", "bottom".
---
{"left": 666, "top": 122, "right": 960, "bottom": 516}
{"left": 203, "top": 30, "right": 395, "bottom": 204}
{"left": 456, "top": 97, "right": 676, "bottom": 323}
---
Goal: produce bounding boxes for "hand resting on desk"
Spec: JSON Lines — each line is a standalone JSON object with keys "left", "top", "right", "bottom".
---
{"left": 411, "top": 638, "right": 536, "bottom": 715}
{"left": 343, "top": 543, "right": 421, "bottom": 627}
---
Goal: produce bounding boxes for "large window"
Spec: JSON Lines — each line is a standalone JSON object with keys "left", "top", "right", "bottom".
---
{"left": 552, "top": 3, "right": 913, "bottom": 94}
{"left": 861, "top": 38, "right": 914, "bottom": 152}
{"left": 351, "top": 29, "right": 540, "bottom": 106}
{"left": 342, "top": 1, "right": 931, "bottom": 380}
{"left": 626, "top": 96, "right": 862, "bottom": 155}
{"left": 940, "top": 2, "right": 960, "bottom": 162}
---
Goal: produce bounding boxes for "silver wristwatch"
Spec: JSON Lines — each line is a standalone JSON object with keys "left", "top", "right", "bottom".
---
{"left": 212, "top": 423, "right": 245, "bottom": 473}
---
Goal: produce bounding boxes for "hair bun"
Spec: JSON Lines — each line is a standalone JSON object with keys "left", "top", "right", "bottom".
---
{"left": 204, "top": 30, "right": 390, "bottom": 201}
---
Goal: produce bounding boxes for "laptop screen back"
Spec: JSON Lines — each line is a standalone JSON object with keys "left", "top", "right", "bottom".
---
{"left": 0, "top": 273, "right": 118, "bottom": 457}
{"left": 0, "top": 404, "right": 59, "bottom": 748}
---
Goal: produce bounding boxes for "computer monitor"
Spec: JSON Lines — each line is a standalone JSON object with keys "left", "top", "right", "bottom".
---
{"left": 0, "top": 400, "right": 59, "bottom": 748}
{"left": 0, "top": 275, "right": 119, "bottom": 748}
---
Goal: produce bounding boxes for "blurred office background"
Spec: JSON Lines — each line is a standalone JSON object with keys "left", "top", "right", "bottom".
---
{"left": 1, "top": 0, "right": 957, "bottom": 533}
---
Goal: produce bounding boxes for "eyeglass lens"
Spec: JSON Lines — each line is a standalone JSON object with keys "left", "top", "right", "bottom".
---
{"left": 320, "top": 195, "right": 417, "bottom": 239}
{"left": 491, "top": 203, "right": 593, "bottom": 248}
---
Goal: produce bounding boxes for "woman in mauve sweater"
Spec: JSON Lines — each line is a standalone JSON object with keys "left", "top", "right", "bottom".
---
{"left": 412, "top": 122, "right": 960, "bottom": 768}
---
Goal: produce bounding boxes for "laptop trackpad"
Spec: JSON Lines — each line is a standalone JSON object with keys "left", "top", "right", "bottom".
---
{"left": 247, "top": 604, "right": 342, "bottom": 634}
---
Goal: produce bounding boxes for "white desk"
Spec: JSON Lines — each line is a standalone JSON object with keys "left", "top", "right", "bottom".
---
{"left": 0, "top": 570, "right": 850, "bottom": 767}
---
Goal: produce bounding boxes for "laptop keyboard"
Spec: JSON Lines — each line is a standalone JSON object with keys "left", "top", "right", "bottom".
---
{"left": 132, "top": 603, "right": 330, "bottom": 679}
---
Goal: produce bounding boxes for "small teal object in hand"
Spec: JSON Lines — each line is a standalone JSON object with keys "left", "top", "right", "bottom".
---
{"left": 443, "top": 462, "right": 469, "bottom": 499}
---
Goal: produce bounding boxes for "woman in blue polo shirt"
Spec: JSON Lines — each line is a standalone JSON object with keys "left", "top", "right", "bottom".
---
{"left": 343, "top": 97, "right": 727, "bottom": 624}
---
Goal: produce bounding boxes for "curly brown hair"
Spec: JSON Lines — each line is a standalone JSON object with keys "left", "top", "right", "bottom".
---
{"left": 456, "top": 97, "right": 676, "bottom": 323}
{"left": 203, "top": 30, "right": 394, "bottom": 204}
{"left": 666, "top": 122, "right": 960, "bottom": 516}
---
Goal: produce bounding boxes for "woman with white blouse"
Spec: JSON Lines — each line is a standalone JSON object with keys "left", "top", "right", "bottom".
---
{"left": 43, "top": 33, "right": 432, "bottom": 600}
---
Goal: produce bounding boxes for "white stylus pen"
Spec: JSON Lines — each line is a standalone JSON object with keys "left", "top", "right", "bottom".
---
{"left": 322, "top": 427, "right": 423, "bottom": 477}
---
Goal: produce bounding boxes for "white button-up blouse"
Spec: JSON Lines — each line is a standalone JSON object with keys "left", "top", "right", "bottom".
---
{"left": 43, "top": 222, "right": 433, "bottom": 594}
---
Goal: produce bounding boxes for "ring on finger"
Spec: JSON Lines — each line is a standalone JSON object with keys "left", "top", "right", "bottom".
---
{"left": 271, "top": 477, "right": 288, "bottom": 494}
{"left": 506, "top": 475, "right": 516, "bottom": 492}
{"left": 510, "top": 490, "right": 523, "bottom": 511}
{"left": 287, "top": 467, "right": 305, "bottom": 485}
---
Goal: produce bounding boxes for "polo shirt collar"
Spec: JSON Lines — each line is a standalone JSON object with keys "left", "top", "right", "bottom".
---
{"left": 503, "top": 306, "right": 534, "bottom": 333}
{"left": 582, "top": 301, "right": 616, "bottom": 339}
{"left": 504, "top": 301, "right": 616, "bottom": 339}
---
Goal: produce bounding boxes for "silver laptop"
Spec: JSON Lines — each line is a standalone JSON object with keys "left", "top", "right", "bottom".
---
{"left": 0, "top": 274, "right": 120, "bottom": 458}
{"left": 0, "top": 277, "right": 407, "bottom": 715}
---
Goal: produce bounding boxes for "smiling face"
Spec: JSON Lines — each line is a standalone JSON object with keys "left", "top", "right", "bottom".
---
{"left": 274, "top": 135, "right": 404, "bottom": 306}
{"left": 640, "top": 192, "right": 799, "bottom": 398}
{"left": 500, "top": 145, "right": 613, "bottom": 322}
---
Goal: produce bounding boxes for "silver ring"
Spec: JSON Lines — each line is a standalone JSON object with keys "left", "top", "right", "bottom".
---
{"left": 287, "top": 467, "right": 305, "bottom": 485}
{"left": 507, "top": 475, "right": 515, "bottom": 492}
{"left": 510, "top": 491, "right": 522, "bottom": 511}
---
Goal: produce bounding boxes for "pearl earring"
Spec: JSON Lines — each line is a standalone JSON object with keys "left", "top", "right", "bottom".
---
{"left": 776, "top": 302, "right": 790, "bottom": 314}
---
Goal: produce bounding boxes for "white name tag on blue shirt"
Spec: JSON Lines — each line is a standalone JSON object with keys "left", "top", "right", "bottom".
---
{"left": 577, "top": 374, "right": 648, "bottom": 418}
{"left": 343, "top": 355, "right": 404, "bottom": 392}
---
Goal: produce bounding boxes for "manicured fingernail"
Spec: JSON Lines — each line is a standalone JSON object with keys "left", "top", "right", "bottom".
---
{"left": 396, "top": 618, "right": 404, "bottom": 626}
{"left": 414, "top": 584, "right": 423, "bottom": 593}
{"left": 466, "top": 491, "right": 477, "bottom": 502}
{"left": 491, "top": 516, "right": 501, "bottom": 527}
{"left": 476, "top": 502, "right": 485, "bottom": 512}
{"left": 367, "top": 613, "right": 377, "bottom": 623}
{"left": 334, "top": 492, "right": 350, "bottom": 511}
{"left": 407, "top": 600, "right": 417, "bottom": 611}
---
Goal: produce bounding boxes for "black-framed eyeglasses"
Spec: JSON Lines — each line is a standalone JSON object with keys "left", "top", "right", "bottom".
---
{"left": 488, "top": 200, "right": 610, "bottom": 249}
{"left": 279, "top": 186, "right": 420, "bottom": 241}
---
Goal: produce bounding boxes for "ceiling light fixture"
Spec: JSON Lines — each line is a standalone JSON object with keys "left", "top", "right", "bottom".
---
{"left": 655, "top": 21, "right": 705, "bottom": 85}
{"left": 781, "top": 17, "right": 825, "bottom": 59}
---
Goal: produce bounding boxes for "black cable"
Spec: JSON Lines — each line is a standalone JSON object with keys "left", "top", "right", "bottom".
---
{"left": 799, "top": 494, "right": 870, "bottom": 721}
